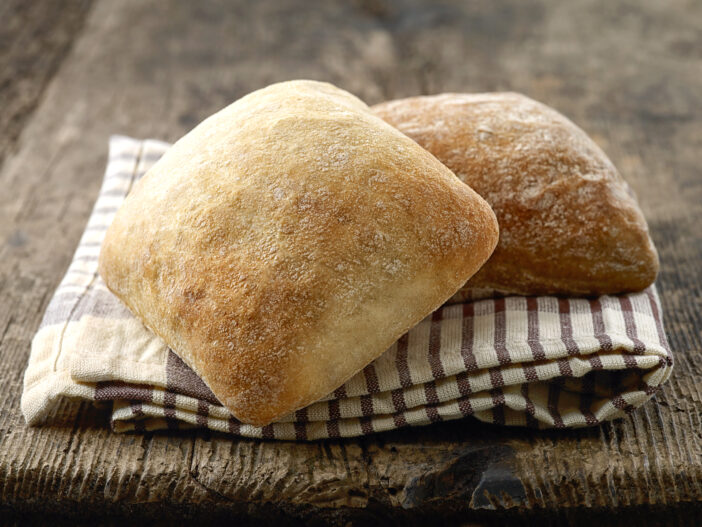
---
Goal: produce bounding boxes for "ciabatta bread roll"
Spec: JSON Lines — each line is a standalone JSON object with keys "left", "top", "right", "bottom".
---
{"left": 373, "top": 93, "right": 659, "bottom": 299}
{"left": 99, "top": 81, "right": 499, "bottom": 426}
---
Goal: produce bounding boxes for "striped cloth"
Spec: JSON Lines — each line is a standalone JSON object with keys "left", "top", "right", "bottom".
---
{"left": 21, "top": 136, "right": 674, "bottom": 440}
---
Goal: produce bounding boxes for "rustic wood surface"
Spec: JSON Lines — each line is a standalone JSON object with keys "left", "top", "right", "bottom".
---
{"left": 1, "top": 0, "right": 701, "bottom": 524}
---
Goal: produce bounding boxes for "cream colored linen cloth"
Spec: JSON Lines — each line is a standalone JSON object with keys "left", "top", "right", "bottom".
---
{"left": 21, "top": 136, "right": 674, "bottom": 440}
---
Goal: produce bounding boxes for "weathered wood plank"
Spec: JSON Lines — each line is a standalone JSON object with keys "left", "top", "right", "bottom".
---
{"left": 0, "top": 0, "right": 93, "bottom": 170}
{"left": 1, "top": 0, "right": 701, "bottom": 523}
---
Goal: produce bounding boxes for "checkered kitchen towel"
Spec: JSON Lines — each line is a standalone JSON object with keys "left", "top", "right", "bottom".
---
{"left": 21, "top": 136, "right": 674, "bottom": 440}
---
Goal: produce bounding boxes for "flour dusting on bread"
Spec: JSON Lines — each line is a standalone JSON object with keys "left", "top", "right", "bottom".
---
{"left": 374, "top": 92, "right": 658, "bottom": 297}
{"left": 99, "top": 81, "right": 499, "bottom": 426}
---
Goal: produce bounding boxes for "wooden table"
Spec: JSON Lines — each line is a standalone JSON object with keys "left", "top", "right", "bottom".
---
{"left": 1, "top": 1, "right": 701, "bottom": 524}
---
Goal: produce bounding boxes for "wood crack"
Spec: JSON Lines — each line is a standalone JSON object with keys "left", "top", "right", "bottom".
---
{"left": 185, "top": 437, "right": 235, "bottom": 503}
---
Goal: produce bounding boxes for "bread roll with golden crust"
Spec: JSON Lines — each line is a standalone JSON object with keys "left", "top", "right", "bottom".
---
{"left": 373, "top": 92, "right": 659, "bottom": 299}
{"left": 99, "top": 80, "right": 499, "bottom": 426}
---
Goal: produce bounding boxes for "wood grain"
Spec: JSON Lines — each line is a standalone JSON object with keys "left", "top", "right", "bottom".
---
{"left": 0, "top": 0, "right": 93, "bottom": 170}
{"left": 1, "top": 0, "right": 701, "bottom": 524}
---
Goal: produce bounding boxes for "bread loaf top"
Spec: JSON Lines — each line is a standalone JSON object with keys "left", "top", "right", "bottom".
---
{"left": 373, "top": 92, "right": 659, "bottom": 297}
{"left": 99, "top": 80, "right": 499, "bottom": 426}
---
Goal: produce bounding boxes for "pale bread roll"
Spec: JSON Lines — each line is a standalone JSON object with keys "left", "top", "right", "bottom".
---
{"left": 373, "top": 93, "right": 659, "bottom": 299}
{"left": 99, "top": 80, "right": 499, "bottom": 426}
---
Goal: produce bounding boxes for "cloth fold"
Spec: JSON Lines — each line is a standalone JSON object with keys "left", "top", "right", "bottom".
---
{"left": 21, "top": 136, "right": 673, "bottom": 440}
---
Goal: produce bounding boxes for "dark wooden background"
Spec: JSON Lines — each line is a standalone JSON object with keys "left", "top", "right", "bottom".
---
{"left": 1, "top": 1, "right": 701, "bottom": 525}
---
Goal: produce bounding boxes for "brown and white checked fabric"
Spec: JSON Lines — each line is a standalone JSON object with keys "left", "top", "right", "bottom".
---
{"left": 21, "top": 136, "right": 674, "bottom": 440}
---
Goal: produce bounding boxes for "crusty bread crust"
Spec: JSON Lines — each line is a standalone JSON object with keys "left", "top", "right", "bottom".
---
{"left": 99, "top": 80, "right": 498, "bottom": 426}
{"left": 373, "top": 92, "right": 659, "bottom": 298}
